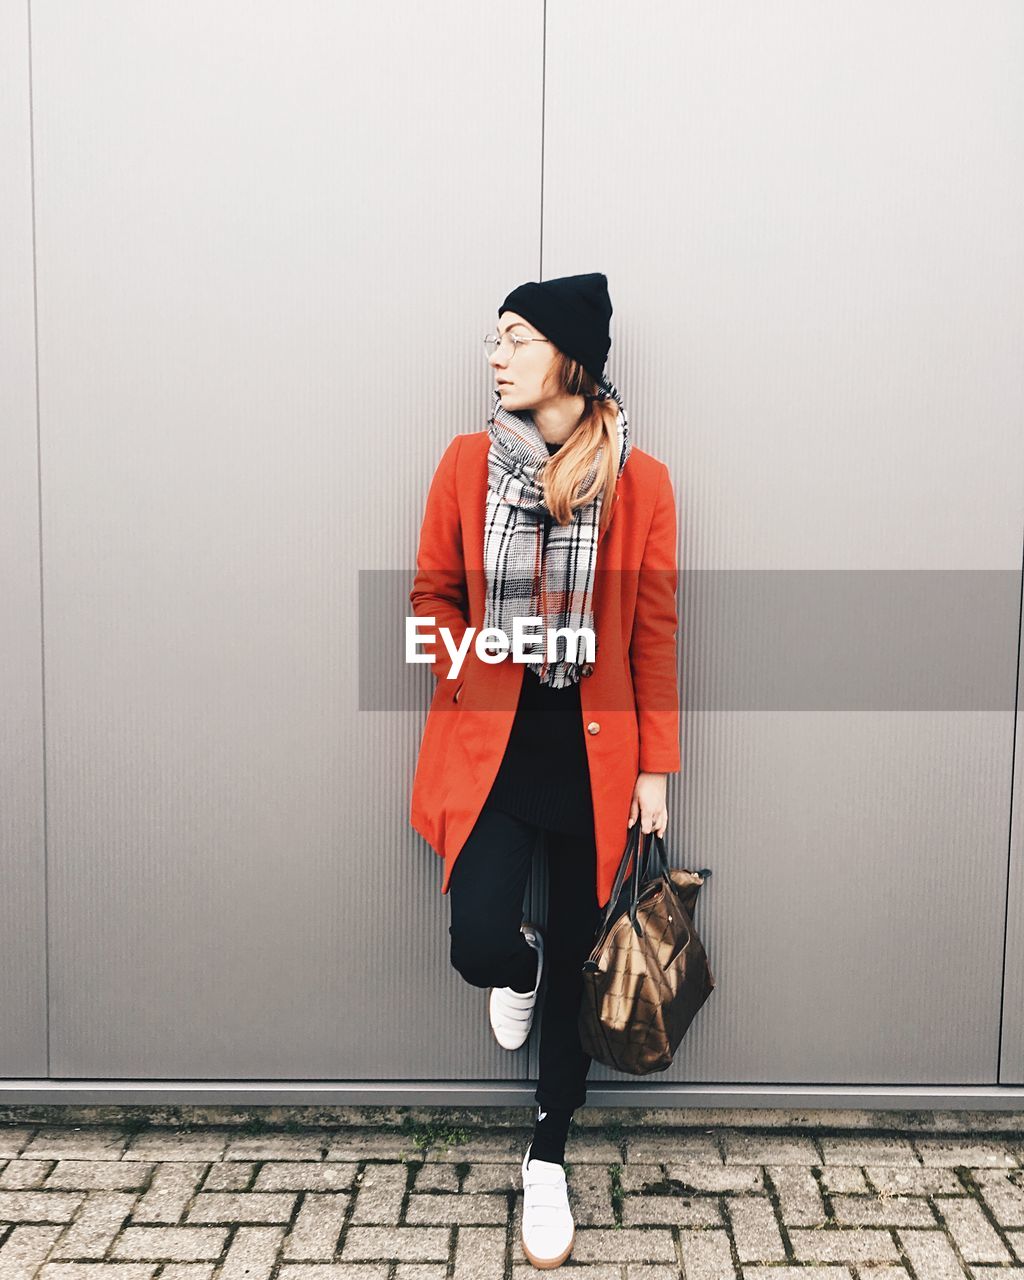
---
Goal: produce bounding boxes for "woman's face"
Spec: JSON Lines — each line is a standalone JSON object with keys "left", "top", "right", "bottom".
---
{"left": 488, "top": 311, "right": 558, "bottom": 410}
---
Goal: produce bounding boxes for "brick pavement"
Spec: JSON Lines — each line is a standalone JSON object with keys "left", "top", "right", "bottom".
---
{"left": 1, "top": 1116, "right": 1024, "bottom": 1278}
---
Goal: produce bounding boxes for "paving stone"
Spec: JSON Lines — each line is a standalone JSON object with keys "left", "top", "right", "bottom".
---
{"left": 203, "top": 1162, "right": 255, "bottom": 1191}
{"left": 897, "top": 1227, "right": 972, "bottom": 1277}
{"left": 7, "top": 1119, "right": 1024, "bottom": 1279}
{"left": 340, "top": 1226, "right": 451, "bottom": 1263}
{"left": 218, "top": 1224, "right": 287, "bottom": 1280}
{"left": 0, "top": 1159, "right": 53, "bottom": 1189}
{"left": 50, "top": 1191, "right": 138, "bottom": 1259}
{"left": 0, "top": 1128, "right": 36, "bottom": 1158}
{"left": 122, "top": 1132, "right": 229, "bottom": 1162}
{"left": 624, "top": 1131, "right": 722, "bottom": 1164}
{"left": 38, "top": 1268, "right": 157, "bottom": 1279}
{"left": 419, "top": 1132, "right": 526, "bottom": 1163}
{"left": 0, "top": 1225, "right": 64, "bottom": 1278}
{"left": 787, "top": 1226, "right": 900, "bottom": 1264}
{"left": 913, "top": 1140, "right": 1017, "bottom": 1169}
{"left": 279, "top": 1267, "right": 389, "bottom": 1279}
{"left": 20, "top": 1128, "right": 128, "bottom": 1162}
{"left": 451, "top": 1224, "right": 505, "bottom": 1278}
{"left": 512, "top": 1264, "right": 622, "bottom": 1279}
{"left": 740, "top": 1270, "right": 853, "bottom": 1279}
{"left": 725, "top": 1195, "right": 786, "bottom": 1262}
{"left": 937, "top": 1196, "right": 1013, "bottom": 1263}
{"left": 767, "top": 1164, "right": 829, "bottom": 1223}
{"left": 565, "top": 1162, "right": 616, "bottom": 1225}
{"left": 405, "top": 1192, "right": 507, "bottom": 1225}
{"left": 459, "top": 1163, "right": 518, "bottom": 1194}
{"left": 348, "top": 1163, "right": 408, "bottom": 1225}
{"left": 677, "top": 1227, "right": 737, "bottom": 1277}
{"left": 817, "top": 1166, "right": 868, "bottom": 1195}
{"left": 131, "top": 1162, "right": 206, "bottom": 1223}
{"left": 563, "top": 1133, "right": 625, "bottom": 1163}
{"left": 255, "top": 1162, "right": 357, "bottom": 1193}
{"left": 109, "top": 1226, "right": 228, "bottom": 1261}
{"left": 564, "top": 1226, "right": 678, "bottom": 1263}
{"left": 183, "top": 1191, "right": 297, "bottom": 1224}
{"left": 0, "top": 1190, "right": 85, "bottom": 1222}
{"left": 723, "top": 1134, "right": 819, "bottom": 1166}
{"left": 818, "top": 1136, "right": 918, "bottom": 1166}
{"left": 866, "top": 1165, "right": 966, "bottom": 1195}
{"left": 44, "top": 1161, "right": 154, "bottom": 1191}
{"left": 222, "top": 1135, "right": 327, "bottom": 1162}
{"left": 622, "top": 1193, "right": 722, "bottom": 1227}
{"left": 830, "top": 1191, "right": 935, "bottom": 1226}
{"left": 975, "top": 1169, "right": 1024, "bottom": 1227}
{"left": 281, "top": 1192, "right": 350, "bottom": 1260}
{"left": 325, "top": 1131, "right": 425, "bottom": 1161}
{"left": 620, "top": 1163, "right": 673, "bottom": 1192}
{"left": 410, "top": 1163, "right": 460, "bottom": 1193}
{"left": 663, "top": 1162, "right": 764, "bottom": 1193}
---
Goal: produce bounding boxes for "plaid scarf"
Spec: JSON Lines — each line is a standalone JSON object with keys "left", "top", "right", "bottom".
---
{"left": 483, "top": 375, "right": 632, "bottom": 687}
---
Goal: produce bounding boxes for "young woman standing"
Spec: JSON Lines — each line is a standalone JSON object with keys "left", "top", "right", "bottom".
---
{"left": 409, "top": 272, "right": 680, "bottom": 1269}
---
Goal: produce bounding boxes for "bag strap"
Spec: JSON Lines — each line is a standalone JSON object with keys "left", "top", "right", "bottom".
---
{"left": 598, "top": 818, "right": 643, "bottom": 933}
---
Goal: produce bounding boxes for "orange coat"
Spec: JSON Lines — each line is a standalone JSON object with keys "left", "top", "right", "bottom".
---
{"left": 408, "top": 430, "right": 680, "bottom": 910}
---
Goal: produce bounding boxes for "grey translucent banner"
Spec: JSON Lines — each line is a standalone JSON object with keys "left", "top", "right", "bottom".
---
{"left": 359, "top": 569, "right": 1021, "bottom": 711}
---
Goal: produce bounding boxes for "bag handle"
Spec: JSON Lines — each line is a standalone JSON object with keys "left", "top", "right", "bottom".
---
{"left": 645, "top": 830, "right": 714, "bottom": 886}
{"left": 596, "top": 819, "right": 716, "bottom": 941}
{"left": 598, "top": 822, "right": 668, "bottom": 939}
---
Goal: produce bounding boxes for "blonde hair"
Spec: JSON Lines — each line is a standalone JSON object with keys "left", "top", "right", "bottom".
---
{"left": 540, "top": 352, "right": 622, "bottom": 533}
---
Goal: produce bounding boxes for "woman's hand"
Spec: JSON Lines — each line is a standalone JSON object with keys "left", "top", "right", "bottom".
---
{"left": 628, "top": 772, "right": 668, "bottom": 837}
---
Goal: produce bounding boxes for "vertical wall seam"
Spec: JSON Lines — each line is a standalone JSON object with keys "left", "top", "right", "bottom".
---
{"left": 539, "top": 0, "right": 546, "bottom": 280}
{"left": 25, "top": 0, "right": 50, "bottom": 1079}
{"left": 996, "top": 514, "right": 1024, "bottom": 1082}
{"left": 527, "top": 0, "right": 549, "bottom": 1087}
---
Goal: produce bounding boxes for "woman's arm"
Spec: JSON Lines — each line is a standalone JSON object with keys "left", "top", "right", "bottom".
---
{"left": 409, "top": 435, "right": 472, "bottom": 681}
{"left": 629, "top": 463, "right": 681, "bottom": 773}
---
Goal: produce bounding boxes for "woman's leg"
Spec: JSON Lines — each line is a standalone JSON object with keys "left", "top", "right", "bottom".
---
{"left": 534, "top": 822, "right": 603, "bottom": 1116}
{"left": 447, "top": 802, "right": 540, "bottom": 992}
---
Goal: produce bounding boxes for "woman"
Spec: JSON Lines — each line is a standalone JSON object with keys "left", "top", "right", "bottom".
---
{"left": 408, "top": 272, "right": 680, "bottom": 1269}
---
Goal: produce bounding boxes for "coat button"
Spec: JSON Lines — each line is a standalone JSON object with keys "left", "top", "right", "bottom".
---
{"left": 581, "top": 663, "right": 595, "bottom": 677}
{"left": 587, "top": 721, "right": 600, "bottom": 734}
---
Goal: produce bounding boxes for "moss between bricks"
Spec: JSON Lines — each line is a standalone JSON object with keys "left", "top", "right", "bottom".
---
{"left": 398, "top": 1113, "right": 472, "bottom": 1152}
{"left": 609, "top": 1162, "right": 624, "bottom": 1226}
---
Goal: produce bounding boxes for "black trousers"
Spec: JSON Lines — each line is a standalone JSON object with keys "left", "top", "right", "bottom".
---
{"left": 447, "top": 801, "right": 604, "bottom": 1112}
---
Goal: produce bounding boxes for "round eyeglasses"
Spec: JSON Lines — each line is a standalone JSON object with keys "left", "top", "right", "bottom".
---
{"left": 483, "top": 332, "right": 551, "bottom": 360}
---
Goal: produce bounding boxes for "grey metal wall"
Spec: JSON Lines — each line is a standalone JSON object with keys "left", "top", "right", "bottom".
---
{"left": 2, "top": 0, "right": 1023, "bottom": 1106}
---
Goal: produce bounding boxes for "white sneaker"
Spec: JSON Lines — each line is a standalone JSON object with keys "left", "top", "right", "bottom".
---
{"left": 520, "top": 1141, "right": 575, "bottom": 1268}
{"left": 488, "top": 922, "right": 544, "bottom": 1050}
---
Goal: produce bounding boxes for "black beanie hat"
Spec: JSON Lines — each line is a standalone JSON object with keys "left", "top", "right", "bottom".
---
{"left": 498, "top": 271, "right": 612, "bottom": 386}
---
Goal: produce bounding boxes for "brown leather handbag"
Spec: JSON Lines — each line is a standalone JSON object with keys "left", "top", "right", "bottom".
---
{"left": 577, "top": 819, "right": 714, "bottom": 1074}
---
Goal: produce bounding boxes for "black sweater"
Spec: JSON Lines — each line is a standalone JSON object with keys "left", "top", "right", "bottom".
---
{"left": 484, "top": 440, "right": 595, "bottom": 837}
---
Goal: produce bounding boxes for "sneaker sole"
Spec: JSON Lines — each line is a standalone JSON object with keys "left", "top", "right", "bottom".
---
{"left": 521, "top": 1227, "right": 575, "bottom": 1269}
